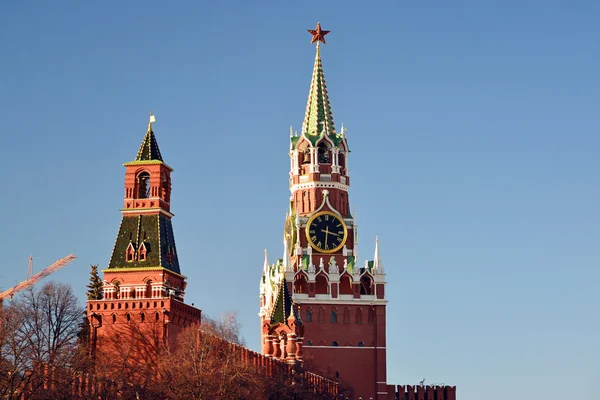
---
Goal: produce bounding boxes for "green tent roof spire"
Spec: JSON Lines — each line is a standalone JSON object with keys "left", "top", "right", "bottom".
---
{"left": 135, "top": 112, "right": 163, "bottom": 162}
{"left": 269, "top": 277, "right": 300, "bottom": 325}
{"left": 301, "top": 41, "right": 337, "bottom": 145}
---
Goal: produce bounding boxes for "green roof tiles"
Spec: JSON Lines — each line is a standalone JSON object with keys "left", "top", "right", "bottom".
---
{"left": 269, "top": 278, "right": 300, "bottom": 325}
{"left": 290, "top": 136, "right": 301, "bottom": 150}
{"left": 135, "top": 127, "right": 163, "bottom": 161}
{"left": 108, "top": 214, "right": 181, "bottom": 274}
{"left": 301, "top": 44, "right": 341, "bottom": 146}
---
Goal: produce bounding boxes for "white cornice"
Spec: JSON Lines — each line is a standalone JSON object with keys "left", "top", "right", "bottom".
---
{"left": 290, "top": 181, "right": 349, "bottom": 194}
{"left": 292, "top": 295, "right": 388, "bottom": 305}
{"left": 120, "top": 208, "right": 174, "bottom": 218}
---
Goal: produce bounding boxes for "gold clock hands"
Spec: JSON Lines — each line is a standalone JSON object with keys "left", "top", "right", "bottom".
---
{"left": 322, "top": 229, "right": 340, "bottom": 237}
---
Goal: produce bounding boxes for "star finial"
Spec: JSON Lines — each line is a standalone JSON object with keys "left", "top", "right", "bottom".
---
{"left": 308, "top": 22, "right": 330, "bottom": 45}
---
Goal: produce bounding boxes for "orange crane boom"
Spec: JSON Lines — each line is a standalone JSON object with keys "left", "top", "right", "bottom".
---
{"left": 0, "top": 254, "right": 77, "bottom": 302}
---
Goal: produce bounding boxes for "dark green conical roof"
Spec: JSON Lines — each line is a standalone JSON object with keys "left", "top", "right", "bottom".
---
{"left": 270, "top": 278, "right": 300, "bottom": 325}
{"left": 135, "top": 123, "right": 163, "bottom": 161}
{"left": 108, "top": 214, "right": 181, "bottom": 274}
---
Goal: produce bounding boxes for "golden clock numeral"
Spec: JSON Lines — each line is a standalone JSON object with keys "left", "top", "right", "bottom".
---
{"left": 309, "top": 230, "right": 315, "bottom": 234}
{"left": 324, "top": 215, "right": 329, "bottom": 221}
{"left": 317, "top": 241, "right": 322, "bottom": 248}
{"left": 325, "top": 244, "right": 329, "bottom": 250}
{"left": 317, "top": 217, "right": 322, "bottom": 222}
{"left": 336, "top": 223, "right": 341, "bottom": 227}
{"left": 337, "top": 237, "right": 342, "bottom": 242}
{"left": 338, "top": 231, "right": 343, "bottom": 235}
{"left": 311, "top": 236, "right": 317, "bottom": 242}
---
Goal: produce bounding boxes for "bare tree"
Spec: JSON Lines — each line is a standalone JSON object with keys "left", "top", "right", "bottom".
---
{"left": 17, "top": 282, "right": 82, "bottom": 366}
{"left": 154, "top": 312, "right": 339, "bottom": 400}
{"left": 200, "top": 311, "right": 245, "bottom": 345}
{"left": 0, "top": 281, "right": 84, "bottom": 399}
{"left": 154, "top": 329, "right": 265, "bottom": 399}
{"left": 0, "top": 304, "right": 32, "bottom": 399}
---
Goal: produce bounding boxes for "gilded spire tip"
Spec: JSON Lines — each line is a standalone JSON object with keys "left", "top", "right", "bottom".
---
{"left": 148, "top": 110, "right": 156, "bottom": 132}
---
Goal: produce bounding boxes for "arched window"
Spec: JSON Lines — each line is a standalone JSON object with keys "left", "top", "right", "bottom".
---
{"left": 112, "top": 314, "right": 116, "bottom": 324}
{"left": 317, "top": 143, "right": 330, "bottom": 164}
{"left": 343, "top": 307, "right": 351, "bottom": 324}
{"left": 358, "top": 341, "right": 365, "bottom": 347}
{"left": 126, "top": 243, "right": 135, "bottom": 262}
{"left": 139, "top": 243, "right": 147, "bottom": 262}
{"left": 318, "top": 307, "right": 325, "bottom": 322}
{"left": 294, "top": 274, "right": 308, "bottom": 294}
{"left": 315, "top": 274, "right": 328, "bottom": 295}
{"left": 161, "top": 175, "right": 170, "bottom": 202}
{"left": 360, "top": 275, "right": 373, "bottom": 295}
{"left": 306, "top": 309, "right": 312, "bottom": 322}
{"left": 332, "top": 341, "right": 339, "bottom": 347}
{"left": 126, "top": 313, "right": 131, "bottom": 323}
{"left": 330, "top": 310, "right": 337, "bottom": 323}
{"left": 368, "top": 307, "right": 376, "bottom": 324}
{"left": 305, "top": 340, "right": 312, "bottom": 346}
{"left": 339, "top": 274, "right": 352, "bottom": 295}
{"left": 137, "top": 172, "right": 151, "bottom": 199}
{"left": 355, "top": 308, "right": 363, "bottom": 324}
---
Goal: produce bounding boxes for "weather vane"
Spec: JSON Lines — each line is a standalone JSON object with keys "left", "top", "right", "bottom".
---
{"left": 148, "top": 110, "right": 156, "bottom": 131}
{"left": 308, "top": 22, "right": 330, "bottom": 45}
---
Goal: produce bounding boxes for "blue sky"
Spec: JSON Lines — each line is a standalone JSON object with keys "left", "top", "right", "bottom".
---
{"left": 1, "top": 1, "right": 599, "bottom": 399}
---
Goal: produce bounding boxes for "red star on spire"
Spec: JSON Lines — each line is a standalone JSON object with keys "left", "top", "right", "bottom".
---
{"left": 308, "top": 22, "right": 330, "bottom": 45}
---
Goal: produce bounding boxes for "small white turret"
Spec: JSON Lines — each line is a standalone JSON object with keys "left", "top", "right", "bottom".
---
{"left": 373, "top": 236, "right": 384, "bottom": 274}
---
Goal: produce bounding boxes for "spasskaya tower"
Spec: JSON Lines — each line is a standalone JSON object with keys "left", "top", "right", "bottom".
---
{"left": 259, "top": 23, "right": 390, "bottom": 400}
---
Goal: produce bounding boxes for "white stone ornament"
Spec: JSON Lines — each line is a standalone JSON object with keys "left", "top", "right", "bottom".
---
{"left": 308, "top": 260, "right": 316, "bottom": 274}
{"left": 328, "top": 257, "right": 339, "bottom": 274}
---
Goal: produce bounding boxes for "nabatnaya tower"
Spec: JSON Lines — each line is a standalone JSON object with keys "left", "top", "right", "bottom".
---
{"left": 87, "top": 115, "right": 201, "bottom": 360}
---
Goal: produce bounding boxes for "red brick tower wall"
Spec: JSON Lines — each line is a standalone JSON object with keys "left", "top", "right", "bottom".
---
{"left": 87, "top": 120, "right": 201, "bottom": 362}
{"left": 260, "top": 29, "right": 390, "bottom": 399}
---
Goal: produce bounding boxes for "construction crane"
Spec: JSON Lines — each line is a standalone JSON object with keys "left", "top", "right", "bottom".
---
{"left": 0, "top": 254, "right": 77, "bottom": 307}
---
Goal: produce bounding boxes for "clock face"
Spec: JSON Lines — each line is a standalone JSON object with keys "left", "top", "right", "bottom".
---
{"left": 305, "top": 211, "right": 347, "bottom": 253}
